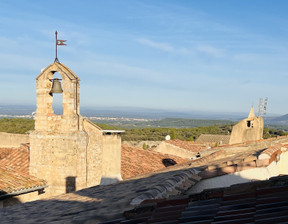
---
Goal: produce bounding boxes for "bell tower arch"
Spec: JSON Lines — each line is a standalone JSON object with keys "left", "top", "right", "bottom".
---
{"left": 34, "top": 62, "right": 81, "bottom": 133}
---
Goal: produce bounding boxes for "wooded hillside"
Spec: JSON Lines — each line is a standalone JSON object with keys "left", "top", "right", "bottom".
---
{"left": 0, "top": 118, "right": 286, "bottom": 141}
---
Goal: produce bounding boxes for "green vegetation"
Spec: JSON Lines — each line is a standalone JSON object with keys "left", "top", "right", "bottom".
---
{"left": 1, "top": 118, "right": 287, "bottom": 141}
{"left": 93, "top": 117, "right": 234, "bottom": 129}
{"left": 0, "top": 118, "right": 34, "bottom": 134}
{"left": 142, "top": 143, "right": 149, "bottom": 149}
{"left": 121, "top": 125, "right": 234, "bottom": 141}
{"left": 96, "top": 121, "right": 288, "bottom": 141}
{"left": 96, "top": 122, "right": 233, "bottom": 141}
{"left": 149, "top": 118, "right": 234, "bottom": 128}
{"left": 263, "top": 127, "right": 287, "bottom": 139}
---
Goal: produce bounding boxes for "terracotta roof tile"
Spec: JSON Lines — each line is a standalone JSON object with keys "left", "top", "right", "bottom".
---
{"left": 1, "top": 137, "right": 288, "bottom": 223}
{"left": 0, "top": 144, "right": 30, "bottom": 174}
{"left": 0, "top": 144, "right": 46, "bottom": 197}
{"left": 0, "top": 165, "right": 201, "bottom": 223}
{"left": 258, "top": 143, "right": 284, "bottom": 160}
{"left": 0, "top": 147, "right": 17, "bottom": 160}
{"left": 164, "top": 139, "right": 206, "bottom": 153}
{"left": 121, "top": 144, "right": 190, "bottom": 179}
{"left": 0, "top": 164, "right": 46, "bottom": 195}
{"left": 114, "top": 175, "right": 288, "bottom": 224}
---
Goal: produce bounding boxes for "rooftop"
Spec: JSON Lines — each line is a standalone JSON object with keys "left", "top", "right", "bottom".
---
{"left": 121, "top": 144, "right": 190, "bottom": 180}
{"left": 1, "top": 136, "right": 288, "bottom": 223}
{"left": 114, "top": 175, "right": 288, "bottom": 224}
{"left": 196, "top": 134, "right": 231, "bottom": 145}
{"left": 0, "top": 144, "right": 29, "bottom": 174}
{"left": 0, "top": 144, "right": 47, "bottom": 198}
{"left": 164, "top": 139, "right": 206, "bottom": 153}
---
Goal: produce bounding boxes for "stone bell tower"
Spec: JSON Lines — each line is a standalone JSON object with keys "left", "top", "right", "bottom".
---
{"left": 34, "top": 63, "right": 81, "bottom": 132}
{"left": 29, "top": 62, "right": 122, "bottom": 197}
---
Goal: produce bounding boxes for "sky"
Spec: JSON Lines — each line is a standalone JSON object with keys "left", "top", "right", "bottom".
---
{"left": 0, "top": 0, "right": 288, "bottom": 116}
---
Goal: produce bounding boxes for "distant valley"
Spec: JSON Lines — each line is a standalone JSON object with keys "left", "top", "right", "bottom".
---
{"left": 1, "top": 104, "right": 288, "bottom": 130}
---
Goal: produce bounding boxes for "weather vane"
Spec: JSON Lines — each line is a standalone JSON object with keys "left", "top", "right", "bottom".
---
{"left": 54, "top": 31, "right": 67, "bottom": 63}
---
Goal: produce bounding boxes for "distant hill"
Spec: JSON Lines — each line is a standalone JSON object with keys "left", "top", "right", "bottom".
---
{"left": 264, "top": 114, "right": 288, "bottom": 126}
{"left": 147, "top": 118, "right": 234, "bottom": 128}
{"left": 93, "top": 117, "right": 235, "bottom": 129}
{"left": 0, "top": 104, "right": 247, "bottom": 120}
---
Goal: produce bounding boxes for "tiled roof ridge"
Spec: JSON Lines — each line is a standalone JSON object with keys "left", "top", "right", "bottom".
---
{"left": 198, "top": 144, "right": 288, "bottom": 179}
{"left": 119, "top": 175, "right": 288, "bottom": 224}
{"left": 130, "top": 168, "right": 201, "bottom": 205}
{"left": 192, "top": 149, "right": 225, "bottom": 165}
{"left": 258, "top": 143, "right": 284, "bottom": 159}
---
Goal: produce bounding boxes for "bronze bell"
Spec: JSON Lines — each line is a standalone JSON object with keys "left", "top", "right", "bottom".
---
{"left": 49, "top": 78, "right": 63, "bottom": 94}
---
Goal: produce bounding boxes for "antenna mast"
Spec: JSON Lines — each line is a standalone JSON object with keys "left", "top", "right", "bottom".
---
{"left": 258, "top": 97, "right": 268, "bottom": 117}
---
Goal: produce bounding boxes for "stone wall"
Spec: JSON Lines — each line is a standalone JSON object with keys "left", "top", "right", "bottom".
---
{"left": 0, "top": 132, "right": 29, "bottom": 148}
{"left": 155, "top": 141, "right": 195, "bottom": 159}
{"left": 83, "top": 119, "right": 103, "bottom": 186}
{"left": 100, "top": 133, "right": 122, "bottom": 185}
{"left": 229, "top": 117, "right": 263, "bottom": 145}
{"left": 29, "top": 130, "right": 88, "bottom": 197}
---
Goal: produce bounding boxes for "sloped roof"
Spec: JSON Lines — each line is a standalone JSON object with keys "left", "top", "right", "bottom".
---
{"left": 0, "top": 144, "right": 47, "bottom": 198}
{"left": 0, "top": 166, "right": 201, "bottom": 223}
{"left": 164, "top": 139, "right": 205, "bottom": 153}
{"left": 114, "top": 175, "right": 288, "bottom": 223}
{"left": 121, "top": 144, "right": 190, "bottom": 179}
{"left": 0, "top": 164, "right": 47, "bottom": 196}
{"left": 36, "top": 62, "right": 79, "bottom": 81}
{"left": 196, "top": 134, "right": 231, "bottom": 144}
{"left": 1, "top": 137, "right": 288, "bottom": 223}
{"left": 0, "top": 144, "right": 29, "bottom": 174}
{"left": 0, "top": 147, "right": 16, "bottom": 160}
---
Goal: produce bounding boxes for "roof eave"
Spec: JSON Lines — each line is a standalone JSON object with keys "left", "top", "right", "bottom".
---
{"left": 0, "top": 185, "right": 48, "bottom": 200}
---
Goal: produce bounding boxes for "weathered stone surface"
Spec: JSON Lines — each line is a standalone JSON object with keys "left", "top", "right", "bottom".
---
{"left": 29, "top": 62, "right": 123, "bottom": 198}
{"left": 229, "top": 107, "right": 264, "bottom": 145}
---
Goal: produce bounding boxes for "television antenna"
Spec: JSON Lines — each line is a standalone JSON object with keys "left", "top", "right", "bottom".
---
{"left": 258, "top": 97, "right": 268, "bottom": 117}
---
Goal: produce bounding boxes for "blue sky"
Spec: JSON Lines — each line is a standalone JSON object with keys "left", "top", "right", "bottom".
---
{"left": 0, "top": 0, "right": 287, "bottom": 115}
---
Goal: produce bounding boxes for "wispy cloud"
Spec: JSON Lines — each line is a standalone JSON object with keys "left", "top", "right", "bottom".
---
{"left": 196, "top": 45, "right": 224, "bottom": 58}
{"left": 136, "top": 38, "right": 191, "bottom": 55}
{"left": 136, "top": 38, "right": 174, "bottom": 52}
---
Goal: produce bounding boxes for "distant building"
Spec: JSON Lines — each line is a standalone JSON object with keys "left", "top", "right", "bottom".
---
{"left": 229, "top": 107, "right": 263, "bottom": 145}
{"left": 196, "top": 134, "right": 230, "bottom": 146}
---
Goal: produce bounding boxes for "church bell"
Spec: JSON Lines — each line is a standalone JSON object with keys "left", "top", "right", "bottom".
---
{"left": 49, "top": 78, "right": 63, "bottom": 94}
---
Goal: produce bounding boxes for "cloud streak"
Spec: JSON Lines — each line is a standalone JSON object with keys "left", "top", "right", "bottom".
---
{"left": 196, "top": 45, "right": 224, "bottom": 58}
{"left": 136, "top": 38, "right": 191, "bottom": 55}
